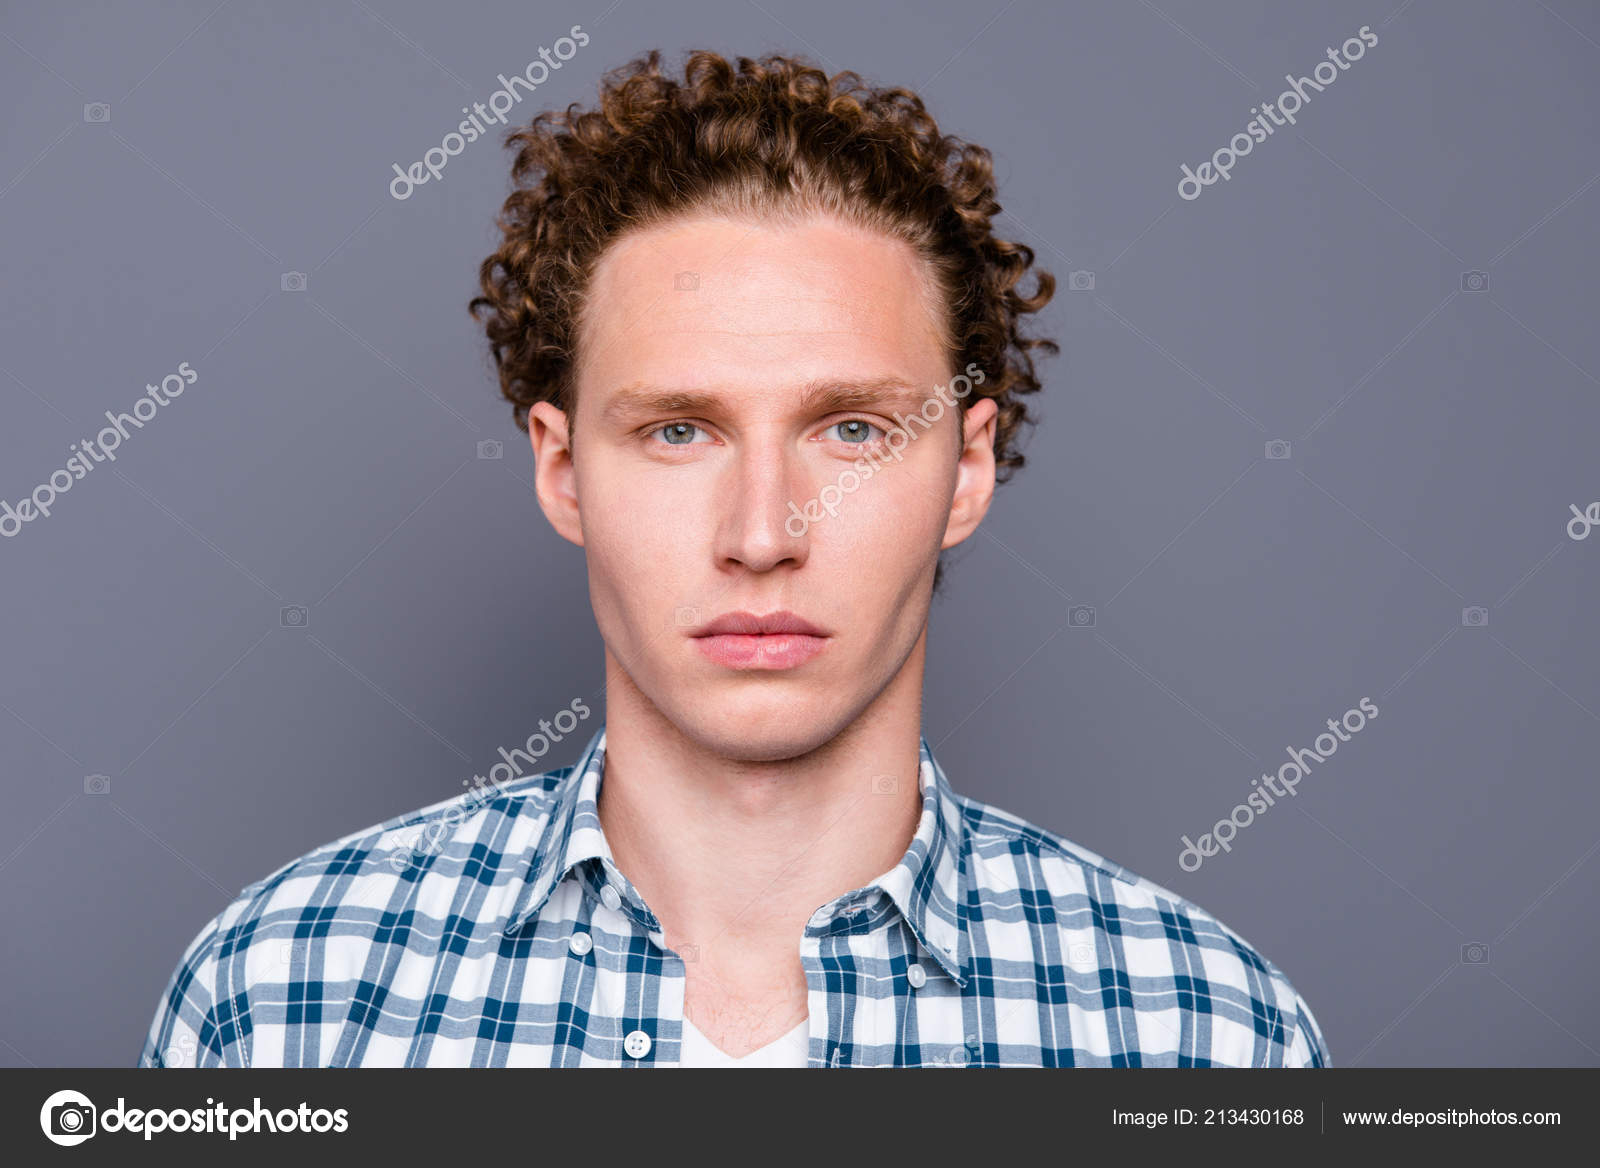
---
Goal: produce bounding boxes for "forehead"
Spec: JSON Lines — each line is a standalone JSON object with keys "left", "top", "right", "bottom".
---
{"left": 574, "top": 212, "right": 949, "bottom": 408}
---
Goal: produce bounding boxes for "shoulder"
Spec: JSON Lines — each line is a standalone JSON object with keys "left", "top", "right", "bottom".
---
{"left": 955, "top": 792, "right": 1330, "bottom": 1066}
{"left": 239, "top": 767, "right": 570, "bottom": 903}
{"left": 143, "top": 767, "right": 579, "bottom": 1066}
{"left": 153, "top": 769, "right": 573, "bottom": 1000}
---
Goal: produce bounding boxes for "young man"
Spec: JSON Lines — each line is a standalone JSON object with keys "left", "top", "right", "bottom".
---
{"left": 142, "top": 49, "right": 1327, "bottom": 1068}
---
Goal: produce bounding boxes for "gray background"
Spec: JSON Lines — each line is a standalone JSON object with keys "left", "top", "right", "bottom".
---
{"left": 2, "top": 0, "right": 1596, "bottom": 1067}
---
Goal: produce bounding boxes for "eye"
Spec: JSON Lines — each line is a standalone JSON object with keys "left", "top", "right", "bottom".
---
{"left": 828, "top": 419, "right": 885, "bottom": 445}
{"left": 651, "top": 422, "right": 712, "bottom": 446}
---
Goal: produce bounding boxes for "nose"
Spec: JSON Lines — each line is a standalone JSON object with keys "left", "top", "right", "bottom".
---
{"left": 712, "top": 432, "right": 811, "bottom": 573}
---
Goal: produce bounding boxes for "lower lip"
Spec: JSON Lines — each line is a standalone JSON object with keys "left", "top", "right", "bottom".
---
{"left": 693, "top": 633, "right": 828, "bottom": 669}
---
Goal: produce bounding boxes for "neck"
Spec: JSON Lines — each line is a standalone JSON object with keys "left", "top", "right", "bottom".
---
{"left": 594, "top": 629, "right": 928, "bottom": 963}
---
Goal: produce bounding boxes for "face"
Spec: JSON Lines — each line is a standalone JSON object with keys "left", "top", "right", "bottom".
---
{"left": 528, "top": 210, "right": 997, "bottom": 761}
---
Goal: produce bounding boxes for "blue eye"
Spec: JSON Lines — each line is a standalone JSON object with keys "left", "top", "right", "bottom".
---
{"left": 831, "top": 419, "right": 883, "bottom": 444}
{"left": 654, "top": 422, "right": 706, "bottom": 446}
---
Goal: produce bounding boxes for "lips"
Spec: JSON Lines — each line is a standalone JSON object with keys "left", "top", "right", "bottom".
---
{"left": 690, "top": 610, "right": 830, "bottom": 669}
{"left": 690, "top": 610, "right": 828, "bottom": 637}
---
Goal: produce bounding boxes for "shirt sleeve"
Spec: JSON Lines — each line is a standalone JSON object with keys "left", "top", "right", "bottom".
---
{"left": 138, "top": 917, "right": 239, "bottom": 1068}
{"left": 1282, "top": 988, "right": 1331, "bottom": 1067}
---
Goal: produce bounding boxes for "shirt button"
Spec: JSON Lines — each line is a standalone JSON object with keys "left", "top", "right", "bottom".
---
{"left": 623, "top": 1030, "right": 652, "bottom": 1059}
{"left": 906, "top": 962, "right": 927, "bottom": 988}
{"left": 600, "top": 884, "right": 621, "bottom": 911}
{"left": 568, "top": 931, "right": 593, "bottom": 956}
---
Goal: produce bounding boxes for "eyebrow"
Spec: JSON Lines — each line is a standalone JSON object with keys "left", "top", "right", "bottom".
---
{"left": 599, "top": 376, "right": 932, "bottom": 425}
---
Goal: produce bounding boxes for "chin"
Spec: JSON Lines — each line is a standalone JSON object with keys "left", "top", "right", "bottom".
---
{"left": 669, "top": 693, "right": 854, "bottom": 762}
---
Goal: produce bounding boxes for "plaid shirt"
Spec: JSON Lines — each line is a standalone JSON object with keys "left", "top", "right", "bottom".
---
{"left": 141, "top": 725, "right": 1329, "bottom": 1068}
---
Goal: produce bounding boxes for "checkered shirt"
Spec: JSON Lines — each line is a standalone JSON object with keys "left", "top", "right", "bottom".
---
{"left": 141, "top": 725, "right": 1329, "bottom": 1067}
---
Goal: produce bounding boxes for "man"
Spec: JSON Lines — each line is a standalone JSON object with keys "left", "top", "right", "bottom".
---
{"left": 141, "top": 49, "right": 1327, "bottom": 1068}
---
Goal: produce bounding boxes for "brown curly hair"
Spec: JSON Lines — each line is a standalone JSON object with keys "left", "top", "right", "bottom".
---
{"left": 469, "top": 48, "right": 1056, "bottom": 579}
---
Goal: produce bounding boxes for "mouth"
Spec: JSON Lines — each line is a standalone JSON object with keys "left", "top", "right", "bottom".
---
{"left": 689, "top": 610, "right": 830, "bottom": 670}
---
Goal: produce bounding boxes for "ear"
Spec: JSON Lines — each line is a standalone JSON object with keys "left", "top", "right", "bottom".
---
{"left": 941, "top": 395, "right": 998, "bottom": 550}
{"left": 528, "top": 401, "right": 585, "bottom": 547}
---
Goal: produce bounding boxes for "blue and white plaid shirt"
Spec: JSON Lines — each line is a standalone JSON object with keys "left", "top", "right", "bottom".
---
{"left": 141, "top": 725, "right": 1329, "bottom": 1068}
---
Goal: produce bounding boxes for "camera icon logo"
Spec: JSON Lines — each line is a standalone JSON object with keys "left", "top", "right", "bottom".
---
{"left": 1265, "top": 439, "right": 1292, "bottom": 460}
{"left": 673, "top": 271, "right": 699, "bottom": 291}
{"left": 674, "top": 605, "right": 698, "bottom": 626}
{"left": 679, "top": 943, "right": 700, "bottom": 963}
{"left": 1567, "top": 502, "right": 1600, "bottom": 541}
{"left": 280, "top": 605, "right": 308, "bottom": 628}
{"left": 1461, "top": 942, "right": 1490, "bottom": 964}
{"left": 477, "top": 439, "right": 503, "bottom": 460}
{"left": 161, "top": 1032, "right": 197, "bottom": 1068}
{"left": 83, "top": 103, "right": 111, "bottom": 123}
{"left": 281, "top": 271, "right": 308, "bottom": 292}
{"left": 1460, "top": 270, "right": 1489, "bottom": 293}
{"left": 871, "top": 774, "right": 899, "bottom": 795}
{"left": 40, "top": 1090, "right": 97, "bottom": 1146}
{"left": 943, "top": 1044, "right": 971, "bottom": 1067}
{"left": 1069, "top": 269, "right": 1095, "bottom": 292}
{"left": 1461, "top": 606, "right": 1489, "bottom": 627}
{"left": 84, "top": 774, "right": 111, "bottom": 795}
{"left": 1069, "top": 605, "right": 1096, "bottom": 628}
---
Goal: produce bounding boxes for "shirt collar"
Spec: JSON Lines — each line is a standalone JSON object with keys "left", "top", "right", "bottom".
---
{"left": 502, "top": 724, "right": 969, "bottom": 987}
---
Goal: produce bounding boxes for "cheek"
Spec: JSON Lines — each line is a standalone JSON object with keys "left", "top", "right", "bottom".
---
{"left": 578, "top": 461, "right": 703, "bottom": 583}
{"left": 828, "top": 449, "right": 952, "bottom": 551}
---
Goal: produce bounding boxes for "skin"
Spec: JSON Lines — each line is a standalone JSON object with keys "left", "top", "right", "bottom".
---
{"left": 527, "top": 210, "right": 998, "bottom": 1057}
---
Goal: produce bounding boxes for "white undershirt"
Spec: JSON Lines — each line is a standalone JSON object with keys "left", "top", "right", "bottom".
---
{"left": 678, "top": 1015, "right": 811, "bottom": 1067}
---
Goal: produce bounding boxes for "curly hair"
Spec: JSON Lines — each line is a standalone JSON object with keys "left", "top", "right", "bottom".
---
{"left": 469, "top": 48, "right": 1056, "bottom": 580}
